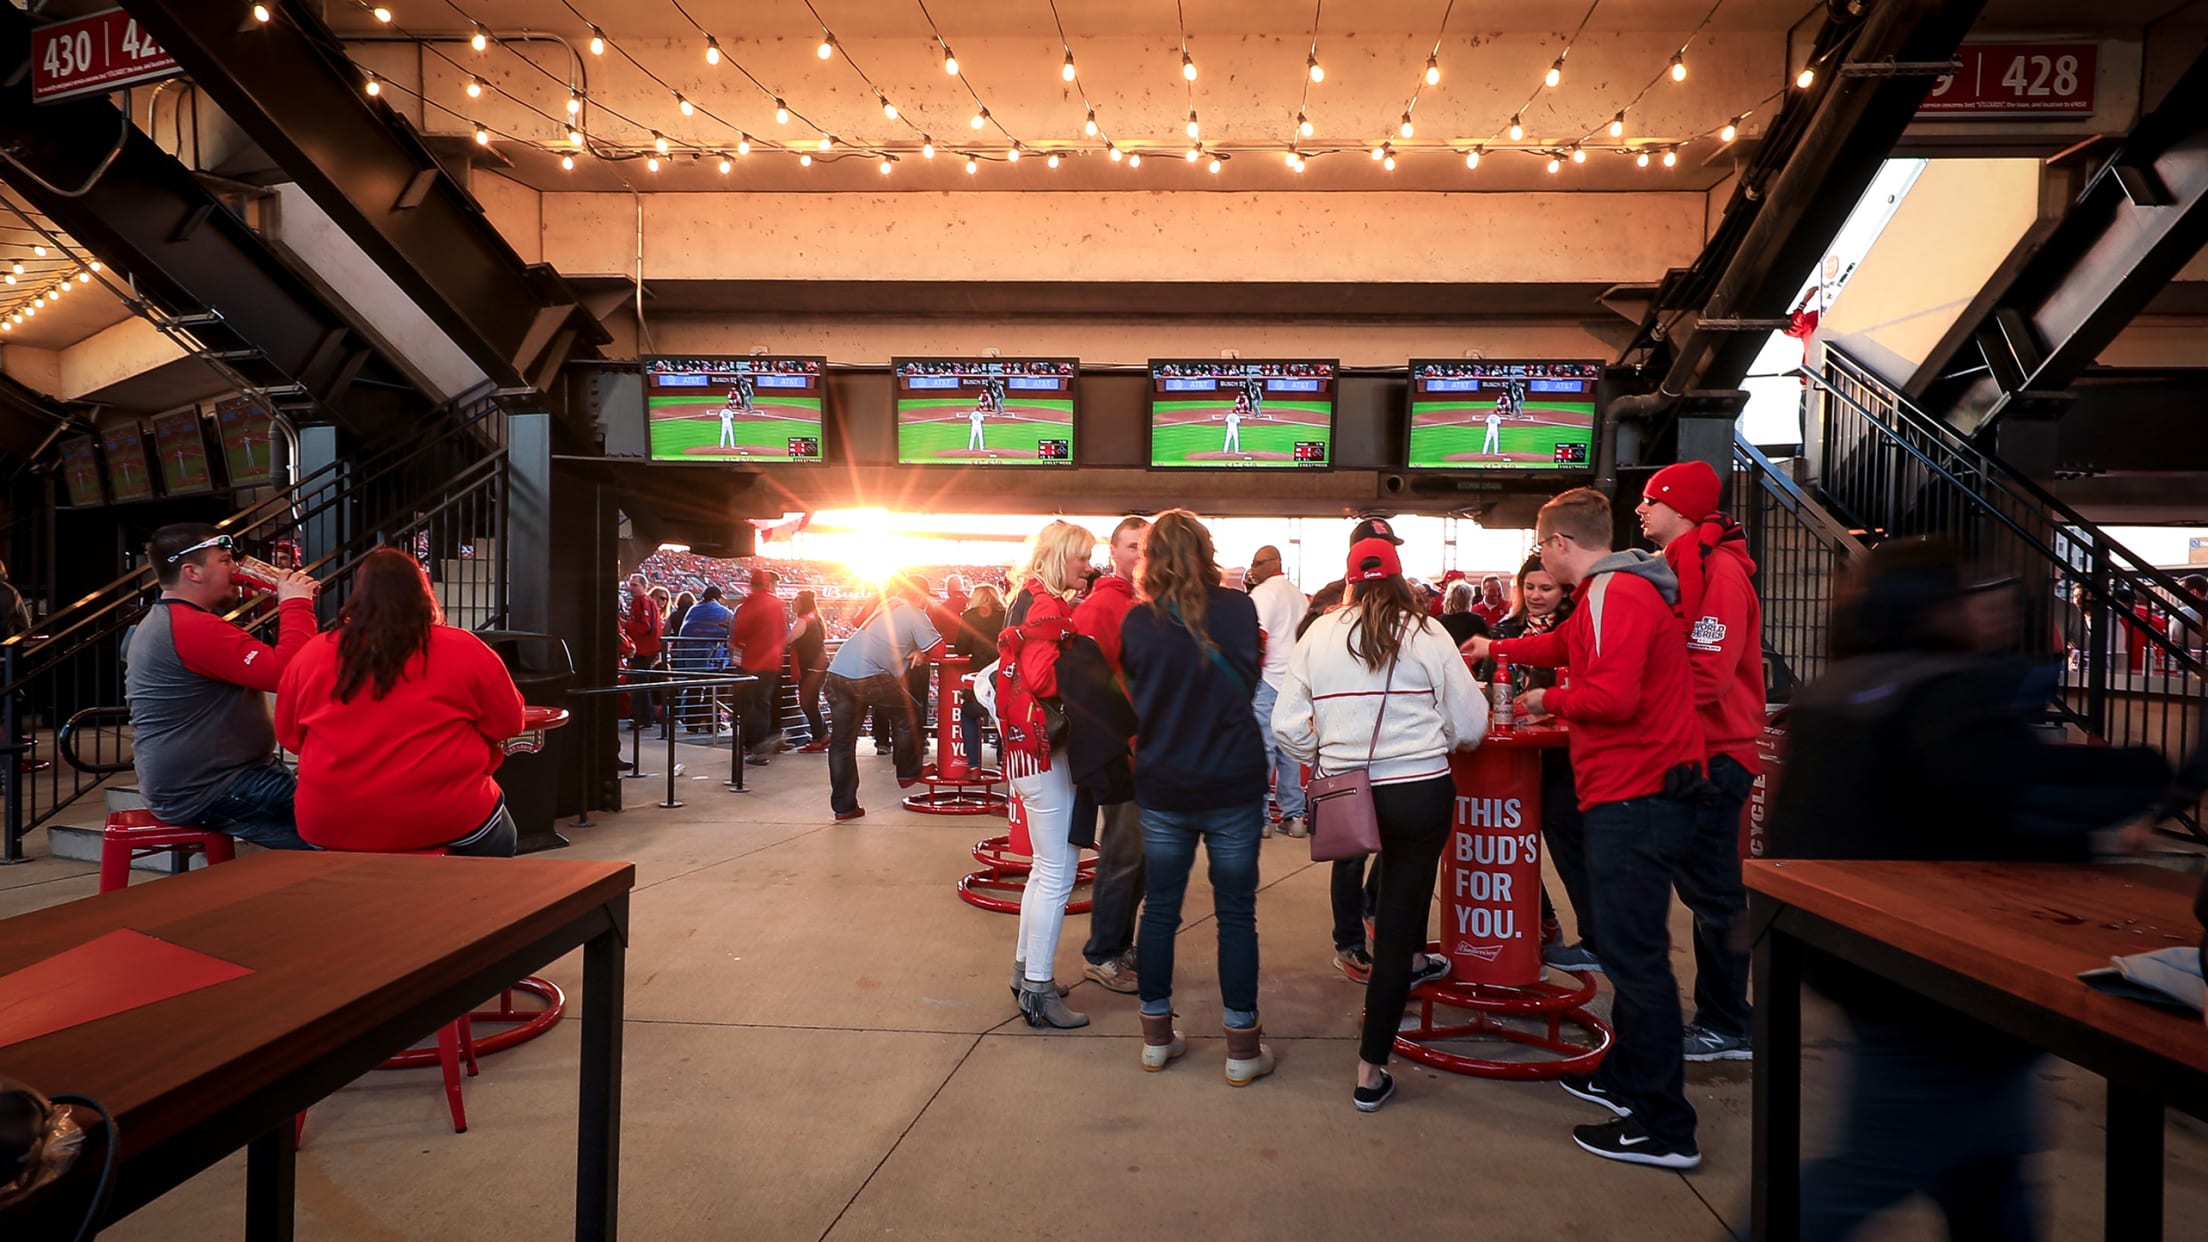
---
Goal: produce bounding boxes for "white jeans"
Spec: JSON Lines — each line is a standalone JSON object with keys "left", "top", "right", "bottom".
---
{"left": 1011, "top": 757, "right": 1078, "bottom": 984}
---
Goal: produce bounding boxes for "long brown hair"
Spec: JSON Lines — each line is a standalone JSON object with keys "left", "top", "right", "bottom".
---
{"left": 1137, "top": 510, "right": 1219, "bottom": 646}
{"left": 336, "top": 547, "right": 442, "bottom": 702}
{"left": 1345, "top": 573, "right": 1432, "bottom": 672}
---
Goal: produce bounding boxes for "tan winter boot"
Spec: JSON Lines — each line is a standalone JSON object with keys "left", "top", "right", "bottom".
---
{"left": 1223, "top": 1023, "right": 1275, "bottom": 1086}
{"left": 1140, "top": 1012, "right": 1187, "bottom": 1071}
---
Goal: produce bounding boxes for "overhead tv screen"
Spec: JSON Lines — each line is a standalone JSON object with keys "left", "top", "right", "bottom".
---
{"left": 101, "top": 423, "right": 156, "bottom": 505}
{"left": 58, "top": 435, "right": 104, "bottom": 507}
{"left": 215, "top": 397, "right": 277, "bottom": 487}
{"left": 893, "top": 358, "right": 1076, "bottom": 466}
{"left": 152, "top": 408, "right": 216, "bottom": 496}
{"left": 1406, "top": 360, "right": 1601, "bottom": 470}
{"left": 644, "top": 356, "right": 826, "bottom": 463}
{"left": 1149, "top": 359, "right": 1336, "bottom": 469}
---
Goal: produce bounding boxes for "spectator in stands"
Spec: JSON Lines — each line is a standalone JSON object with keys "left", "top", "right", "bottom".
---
{"left": 2175, "top": 575, "right": 2208, "bottom": 655}
{"left": 1274, "top": 534, "right": 1486, "bottom": 1111}
{"left": 824, "top": 575, "right": 941, "bottom": 822}
{"left": 1471, "top": 574, "right": 1510, "bottom": 628}
{"left": 1072, "top": 517, "right": 1148, "bottom": 993}
{"left": 1118, "top": 510, "right": 1273, "bottom": 1082}
{"left": 1771, "top": 537, "right": 2171, "bottom": 1238}
{"left": 0, "top": 559, "right": 32, "bottom": 642}
{"left": 943, "top": 573, "right": 969, "bottom": 620}
{"left": 673, "top": 586, "right": 732, "bottom": 733}
{"left": 790, "top": 590, "right": 829, "bottom": 752}
{"left": 667, "top": 589, "right": 697, "bottom": 641}
{"left": 275, "top": 548, "right": 526, "bottom": 855}
{"left": 1637, "top": 460, "right": 1763, "bottom": 1066}
{"left": 729, "top": 569, "right": 791, "bottom": 764}
{"left": 1245, "top": 543, "right": 1309, "bottom": 840}
{"left": 126, "top": 524, "right": 321, "bottom": 851}
{"left": 997, "top": 523, "right": 1099, "bottom": 1028}
{"left": 1437, "top": 579, "right": 1488, "bottom": 647}
{"left": 951, "top": 583, "right": 1005, "bottom": 768}
{"left": 620, "top": 573, "right": 664, "bottom": 729}
{"left": 1466, "top": 488, "right": 1707, "bottom": 1169}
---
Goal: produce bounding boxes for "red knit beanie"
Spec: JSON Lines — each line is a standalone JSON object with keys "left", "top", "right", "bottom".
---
{"left": 1643, "top": 460, "right": 1723, "bottom": 522}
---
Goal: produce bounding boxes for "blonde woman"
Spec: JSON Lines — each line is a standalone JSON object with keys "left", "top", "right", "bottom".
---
{"left": 1119, "top": 511, "right": 1274, "bottom": 1084}
{"left": 994, "top": 520, "right": 1099, "bottom": 1028}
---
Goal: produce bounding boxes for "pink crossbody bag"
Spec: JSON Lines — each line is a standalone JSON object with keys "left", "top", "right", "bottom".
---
{"left": 1304, "top": 656, "right": 1396, "bottom": 863}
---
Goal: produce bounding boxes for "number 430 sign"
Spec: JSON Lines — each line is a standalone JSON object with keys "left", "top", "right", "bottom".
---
{"left": 1920, "top": 43, "right": 2098, "bottom": 118}
{"left": 31, "top": 7, "right": 181, "bottom": 104}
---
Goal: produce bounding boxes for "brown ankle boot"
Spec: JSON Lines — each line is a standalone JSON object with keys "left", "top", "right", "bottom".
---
{"left": 1140, "top": 1012, "right": 1186, "bottom": 1071}
{"left": 1223, "top": 1023, "right": 1274, "bottom": 1086}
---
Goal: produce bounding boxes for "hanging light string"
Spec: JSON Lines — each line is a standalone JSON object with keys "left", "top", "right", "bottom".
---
{"left": 1562, "top": 0, "right": 1725, "bottom": 151}
{"left": 912, "top": 0, "right": 1030, "bottom": 159}
{"left": 0, "top": 197, "right": 106, "bottom": 329}
{"left": 1484, "top": 0, "right": 1603, "bottom": 147}
{"left": 784, "top": 0, "right": 936, "bottom": 160}
{"left": 1175, "top": 0, "right": 1201, "bottom": 154}
{"left": 1286, "top": 0, "right": 1323, "bottom": 159}
{"left": 1388, "top": 0, "right": 1456, "bottom": 142}
{"left": 1043, "top": 0, "right": 1120, "bottom": 159}
{"left": 657, "top": 0, "right": 832, "bottom": 140}
{"left": 565, "top": 0, "right": 854, "bottom": 153}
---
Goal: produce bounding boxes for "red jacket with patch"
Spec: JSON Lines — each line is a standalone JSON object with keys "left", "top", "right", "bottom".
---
{"left": 1664, "top": 535, "right": 1764, "bottom": 771}
{"left": 621, "top": 589, "right": 662, "bottom": 659}
{"left": 1071, "top": 573, "right": 1138, "bottom": 675}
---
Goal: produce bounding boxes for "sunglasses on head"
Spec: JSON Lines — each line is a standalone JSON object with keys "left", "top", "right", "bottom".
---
{"left": 165, "top": 534, "right": 235, "bottom": 564}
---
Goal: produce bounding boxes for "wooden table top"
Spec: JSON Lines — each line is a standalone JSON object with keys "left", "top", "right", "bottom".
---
{"left": 0, "top": 852, "right": 633, "bottom": 1158}
{"left": 1746, "top": 859, "right": 2208, "bottom": 1077}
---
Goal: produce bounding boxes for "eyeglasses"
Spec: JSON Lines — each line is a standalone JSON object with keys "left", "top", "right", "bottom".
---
{"left": 165, "top": 534, "right": 235, "bottom": 564}
{"left": 1538, "top": 532, "right": 1574, "bottom": 552}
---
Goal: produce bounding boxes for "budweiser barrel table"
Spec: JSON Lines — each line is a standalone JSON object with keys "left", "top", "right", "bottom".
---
{"left": 905, "top": 655, "right": 1009, "bottom": 815}
{"left": 1395, "top": 720, "right": 1613, "bottom": 1079}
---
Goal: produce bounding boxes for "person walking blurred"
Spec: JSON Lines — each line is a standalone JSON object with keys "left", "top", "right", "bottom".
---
{"left": 728, "top": 569, "right": 792, "bottom": 764}
{"left": 1245, "top": 543, "right": 1309, "bottom": 840}
{"left": 790, "top": 590, "right": 829, "bottom": 750}
{"left": 950, "top": 583, "right": 1004, "bottom": 767}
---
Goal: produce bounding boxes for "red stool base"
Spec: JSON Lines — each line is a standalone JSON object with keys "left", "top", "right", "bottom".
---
{"left": 380, "top": 976, "right": 566, "bottom": 1068}
{"left": 957, "top": 834, "right": 1098, "bottom": 915}
{"left": 903, "top": 763, "right": 1010, "bottom": 816}
{"left": 1390, "top": 947, "right": 1613, "bottom": 1080}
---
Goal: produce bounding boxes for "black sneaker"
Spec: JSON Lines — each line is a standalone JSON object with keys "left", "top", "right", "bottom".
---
{"left": 1407, "top": 953, "right": 1452, "bottom": 988}
{"left": 1559, "top": 1073, "right": 1630, "bottom": 1118}
{"left": 1352, "top": 1070, "right": 1395, "bottom": 1113}
{"left": 1571, "top": 1118, "right": 1701, "bottom": 1169}
{"left": 1682, "top": 1023, "right": 1753, "bottom": 1062}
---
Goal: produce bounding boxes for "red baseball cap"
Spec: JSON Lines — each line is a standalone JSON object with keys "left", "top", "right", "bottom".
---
{"left": 1346, "top": 538, "right": 1402, "bottom": 583}
{"left": 1643, "top": 460, "right": 1723, "bottom": 522}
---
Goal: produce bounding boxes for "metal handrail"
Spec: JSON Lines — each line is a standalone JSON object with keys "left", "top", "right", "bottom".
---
{"left": 58, "top": 706, "right": 132, "bottom": 776}
{"left": 1734, "top": 434, "right": 1868, "bottom": 563}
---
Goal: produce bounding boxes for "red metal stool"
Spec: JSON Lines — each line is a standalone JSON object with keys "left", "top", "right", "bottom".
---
{"left": 97, "top": 808, "right": 236, "bottom": 893}
{"left": 955, "top": 799, "right": 1100, "bottom": 915}
{"left": 904, "top": 656, "right": 1009, "bottom": 815}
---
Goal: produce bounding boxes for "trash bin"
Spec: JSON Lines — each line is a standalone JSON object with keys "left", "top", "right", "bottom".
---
{"left": 477, "top": 631, "right": 575, "bottom": 854}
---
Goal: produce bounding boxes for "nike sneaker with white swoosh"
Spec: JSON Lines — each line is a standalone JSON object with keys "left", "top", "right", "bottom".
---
{"left": 1571, "top": 1118, "right": 1702, "bottom": 1169}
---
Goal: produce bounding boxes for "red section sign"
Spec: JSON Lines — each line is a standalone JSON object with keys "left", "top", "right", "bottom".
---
{"left": 31, "top": 7, "right": 181, "bottom": 104}
{"left": 1919, "top": 43, "right": 2098, "bottom": 117}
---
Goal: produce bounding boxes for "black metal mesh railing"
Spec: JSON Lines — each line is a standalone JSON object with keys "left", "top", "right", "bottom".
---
{"left": 1732, "top": 434, "right": 1868, "bottom": 694}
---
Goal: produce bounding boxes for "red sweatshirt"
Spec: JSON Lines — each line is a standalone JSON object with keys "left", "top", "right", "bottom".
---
{"left": 1491, "top": 551, "right": 1704, "bottom": 810}
{"left": 728, "top": 587, "right": 787, "bottom": 673}
{"left": 276, "top": 627, "right": 528, "bottom": 852}
{"left": 621, "top": 589, "right": 662, "bottom": 659}
{"left": 1071, "top": 573, "right": 1138, "bottom": 674}
{"left": 1665, "top": 535, "right": 1764, "bottom": 771}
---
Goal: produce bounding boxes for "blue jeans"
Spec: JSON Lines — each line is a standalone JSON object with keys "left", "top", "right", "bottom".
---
{"left": 194, "top": 760, "right": 311, "bottom": 851}
{"left": 1585, "top": 792, "right": 1698, "bottom": 1148}
{"left": 1136, "top": 798, "right": 1265, "bottom": 1029}
{"left": 1250, "top": 681, "right": 1305, "bottom": 820}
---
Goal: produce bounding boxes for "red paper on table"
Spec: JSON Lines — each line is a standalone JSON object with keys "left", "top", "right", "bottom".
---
{"left": 0, "top": 928, "right": 254, "bottom": 1047}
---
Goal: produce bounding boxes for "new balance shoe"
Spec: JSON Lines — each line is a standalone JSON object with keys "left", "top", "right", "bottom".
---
{"left": 1543, "top": 941, "right": 1604, "bottom": 974}
{"left": 1559, "top": 1073, "right": 1630, "bottom": 1118}
{"left": 1352, "top": 1070, "right": 1396, "bottom": 1113}
{"left": 1682, "top": 1023, "right": 1754, "bottom": 1062}
{"left": 1571, "top": 1118, "right": 1701, "bottom": 1170}
{"left": 1333, "top": 947, "right": 1373, "bottom": 984}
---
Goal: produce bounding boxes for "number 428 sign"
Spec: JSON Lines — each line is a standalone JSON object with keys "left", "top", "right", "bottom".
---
{"left": 1920, "top": 43, "right": 2097, "bottom": 118}
{"left": 31, "top": 7, "right": 181, "bottom": 104}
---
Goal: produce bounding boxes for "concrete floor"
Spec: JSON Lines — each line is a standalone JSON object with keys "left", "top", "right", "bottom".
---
{"left": 3, "top": 736, "right": 2205, "bottom": 1241}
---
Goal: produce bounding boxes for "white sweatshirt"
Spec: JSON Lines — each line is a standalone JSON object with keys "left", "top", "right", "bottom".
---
{"left": 1272, "top": 609, "right": 1488, "bottom": 785}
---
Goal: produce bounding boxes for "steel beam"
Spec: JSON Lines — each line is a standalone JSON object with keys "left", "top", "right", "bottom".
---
{"left": 120, "top": 1, "right": 605, "bottom": 390}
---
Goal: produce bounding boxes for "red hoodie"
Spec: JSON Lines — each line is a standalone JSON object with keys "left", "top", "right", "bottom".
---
{"left": 621, "top": 588, "right": 662, "bottom": 659}
{"left": 1071, "top": 573, "right": 1138, "bottom": 674}
{"left": 729, "top": 581, "right": 788, "bottom": 673}
{"left": 1491, "top": 551, "right": 1703, "bottom": 810}
{"left": 1665, "top": 533, "right": 1764, "bottom": 771}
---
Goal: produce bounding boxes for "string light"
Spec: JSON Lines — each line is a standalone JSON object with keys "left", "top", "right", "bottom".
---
{"left": 1127, "top": 152, "right": 1142, "bottom": 167}
{"left": 372, "top": 6, "right": 390, "bottom": 22}
{"left": 465, "top": 76, "right": 483, "bottom": 98}
{"left": 1007, "top": 144, "right": 1021, "bottom": 162}
{"left": 965, "top": 157, "right": 978, "bottom": 174}
{"left": 1106, "top": 142, "right": 1121, "bottom": 161}
{"left": 1636, "top": 149, "right": 1650, "bottom": 167}
{"left": 3, "top": 274, "right": 13, "bottom": 286}
{"left": 800, "top": 153, "right": 813, "bottom": 166}
{"left": 1720, "top": 116, "right": 1740, "bottom": 142}
{"left": 1796, "top": 66, "right": 1815, "bottom": 88}
{"left": 1465, "top": 147, "right": 1481, "bottom": 169}
{"left": 971, "top": 107, "right": 988, "bottom": 130}
{"left": 561, "top": 153, "right": 575, "bottom": 170}
{"left": 566, "top": 125, "right": 582, "bottom": 145}
{"left": 1545, "top": 57, "right": 1564, "bottom": 88}
{"left": 365, "top": 73, "right": 381, "bottom": 97}
{"left": 646, "top": 155, "right": 660, "bottom": 171}
{"left": 1670, "top": 52, "right": 1686, "bottom": 82}
{"left": 1662, "top": 147, "right": 1678, "bottom": 167}
{"left": 1426, "top": 54, "right": 1441, "bottom": 86}
{"left": 881, "top": 158, "right": 894, "bottom": 174}
{"left": 816, "top": 35, "right": 836, "bottom": 60}
{"left": 943, "top": 46, "right": 958, "bottom": 75}
{"left": 738, "top": 136, "right": 752, "bottom": 155}
{"left": 676, "top": 93, "right": 694, "bottom": 117}
{"left": 471, "top": 25, "right": 488, "bottom": 52}
{"left": 1085, "top": 110, "right": 1099, "bottom": 136}
{"left": 566, "top": 88, "right": 581, "bottom": 114}
{"left": 1208, "top": 156, "right": 1222, "bottom": 174}
{"left": 653, "top": 132, "right": 670, "bottom": 154}
{"left": 1298, "top": 112, "right": 1314, "bottom": 137}
{"left": 252, "top": 4, "right": 272, "bottom": 24}
{"left": 1508, "top": 115, "right": 1524, "bottom": 141}
{"left": 1570, "top": 144, "right": 1586, "bottom": 163}
{"left": 1370, "top": 144, "right": 1385, "bottom": 161}
{"left": 1046, "top": 152, "right": 1060, "bottom": 168}
{"left": 473, "top": 123, "right": 490, "bottom": 145}
{"left": 720, "top": 157, "right": 733, "bottom": 173}
{"left": 705, "top": 36, "right": 720, "bottom": 65}
{"left": 1399, "top": 112, "right": 1415, "bottom": 138}
{"left": 1382, "top": 144, "right": 1396, "bottom": 171}
{"left": 1063, "top": 52, "right": 1077, "bottom": 81}
{"left": 1187, "top": 146, "right": 1201, "bottom": 163}
{"left": 7, "top": 263, "right": 18, "bottom": 274}
{"left": 774, "top": 99, "right": 790, "bottom": 124}
{"left": 1182, "top": 52, "right": 1197, "bottom": 81}
{"left": 1186, "top": 110, "right": 1200, "bottom": 139}
{"left": 878, "top": 92, "right": 897, "bottom": 120}
{"left": 75, "top": 271, "right": 88, "bottom": 284}
{"left": 1546, "top": 156, "right": 1561, "bottom": 173}
{"left": 1308, "top": 54, "right": 1324, "bottom": 83}
{"left": 587, "top": 26, "right": 603, "bottom": 55}
{"left": 1609, "top": 112, "right": 1626, "bottom": 138}
{"left": 88, "top": 261, "right": 99, "bottom": 272}
{"left": 817, "top": 136, "right": 832, "bottom": 150}
{"left": 32, "top": 245, "right": 45, "bottom": 257}
{"left": 922, "top": 137, "right": 935, "bottom": 158}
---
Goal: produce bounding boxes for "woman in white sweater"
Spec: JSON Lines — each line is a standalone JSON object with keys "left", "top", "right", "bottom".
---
{"left": 1273, "top": 536, "right": 1488, "bottom": 1112}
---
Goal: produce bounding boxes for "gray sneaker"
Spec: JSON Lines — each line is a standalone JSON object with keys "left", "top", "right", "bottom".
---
{"left": 1682, "top": 1023, "right": 1753, "bottom": 1062}
{"left": 1543, "top": 942, "right": 1604, "bottom": 974}
{"left": 1083, "top": 956, "right": 1138, "bottom": 993}
{"left": 1281, "top": 816, "right": 1309, "bottom": 839}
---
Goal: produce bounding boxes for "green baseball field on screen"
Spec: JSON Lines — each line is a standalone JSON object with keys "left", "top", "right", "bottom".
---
{"left": 1406, "top": 398, "right": 1595, "bottom": 469}
{"left": 647, "top": 393, "right": 825, "bottom": 462}
{"left": 897, "top": 395, "right": 1075, "bottom": 465}
{"left": 1150, "top": 398, "right": 1332, "bottom": 468}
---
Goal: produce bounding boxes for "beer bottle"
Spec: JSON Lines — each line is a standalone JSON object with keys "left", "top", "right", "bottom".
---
{"left": 1491, "top": 655, "right": 1514, "bottom": 731}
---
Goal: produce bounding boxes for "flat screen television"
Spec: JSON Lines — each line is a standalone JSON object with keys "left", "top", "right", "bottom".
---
{"left": 101, "top": 423, "right": 156, "bottom": 504}
{"left": 892, "top": 357, "right": 1076, "bottom": 466}
{"left": 214, "top": 397, "right": 277, "bottom": 487}
{"left": 644, "top": 356, "right": 826, "bottom": 463}
{"left": 1148, "top": 359, "right": 1337, "bottom": 469}
{"left": 152, "top": 408, "right": 217, "bottom": 496}
{"left": 58, "top": 435, "right": 104, "bottom": 507}
{"left": 1405, "top": 360, "right": 1602, "bottom": 470}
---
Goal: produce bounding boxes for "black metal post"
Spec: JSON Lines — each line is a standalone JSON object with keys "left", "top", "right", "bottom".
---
{"left": 577, "top": 898, "right": 627, "bottom": 1242}
{"left": 244, "top": 1125, "right": 296, "bottom": 1242}
{"left": 2106, "top": 1082, "right": 2164, "bottom": 1240}
{"left": 1751, "top": 897, "right": 1802, "bottom": 1242}
{"left": 658, "top": 682, "right": 682, "bottom": 809}
{"left": 2, "top": 645, "right": 20, "bottom": 864}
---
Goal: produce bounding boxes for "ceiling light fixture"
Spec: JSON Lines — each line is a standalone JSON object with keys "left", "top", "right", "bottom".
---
{"left": 1063, "top": 52, "right": 1077, "bottom": 81}
{"left": 943, "top": 47, "right": 958, "bottom": 75}
{"left": 1308, "top": 54, "right": 1324, "bottom": 83}
{"left": 1465, "top": 147, "right": 1481, "bottom": 170}
{"left": 1670, "top": 53, "right": 1686, "bottom": 82}
{"left": 473, "top": 123, "right": 490, "bottom": 145}
{"left": 705, "top": 36, "right": 721, "bottom": 65}
{"left": 1400, "top": 113, "right": 1415, "bottom": 138}
{"left": 471, "top": 25, "right": 488, "bottom": 52}
{"left": 1508, "top": 114, "right": 1524, "bottom": 141}
{"left": 1182, "top": 51, "right": 1197, "bottom": 81}
{"left": 1545, "top": 57, "right": 1564, "bottom": 88}
{"left": 1298, "top": 112, "right": 1314, "bottom": 137}
{"left": 1609, "top": 112, "right": 1625, "bottom": 138}
{"left": 1426, "top": 55, "right": 1441, "bottom": 86}
{"left": 774, "top": 99, "right": 789, "bottom": 124}
{"left": 1720, "top": 116, "right": 1741, "bottom": 142}
{"left": 587, "top": 27, "right": 603, "bottom": 55}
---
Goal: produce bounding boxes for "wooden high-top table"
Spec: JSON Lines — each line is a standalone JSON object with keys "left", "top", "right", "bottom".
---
{"left": 1747, "top": 859, "right": 2208, "bottom": 1241}
{"left": 0, "top": 851, "right": 635, "bottom": 1241}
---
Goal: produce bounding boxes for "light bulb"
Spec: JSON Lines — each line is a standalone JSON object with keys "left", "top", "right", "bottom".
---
{"left": 774, "top": 99, "right": 789, "bottom": 124}
{"left": 1046, "top": 152, "right": 1060, "bottom": 168}
{"left": 566, "top": 90, "right": 581, "bottom": 114}
{"left": 1426, "top": 56, "right": 1441, "bottom": 86}
{"left": 677, "top": 94, "right": 694, "bottom": 117}
{"left": 474, "top": 124, "right": 490, "bottom": 145}
{"left": 1571, "top": 145, "right": 1586, "bottom": 164}
{"left": 922, "top": 138, "right": 935, "bottom": 158}
{"left": 465, "top": 77, "right": 483, "bottom": 98}
{"left": 880, "top": 158, "right": 893, "bottom": 174}
{"left": 365, "top": 75, "right": 381, "bottom": 96}
{"left": 1400, "top": 114, "right": 1415, "bottom": 138}
{"left": 1186, "top": 146, "right": 1201, "bottom": 163}
{"left": 653, "top": 132, "right": 670, "bottom": 154}
{"left": 881, "top": 97, "right": 898, "bottom": 120}
{"left": 1182, "top": 52, "right": 1196, "bottom": 81}
{"left": 1465, "top": 148, "right": 1481, "bottom": 170}
{"left": 1370, "top": 145, "right": 1385, "bottom": 161}
{"left": 89, "top": 261, "right": 100, "bottom": 272}
{"left": 1208, "top": 157, "right": 1221, "bottom": 174}
{"left": 1298, "top": 112, "right": 1314, "bottom": 137}
{"left": 1545, "top": 58, "right": 1563, "bottom": 88}
{"left": 1186, "top": 111, "right": 1200, "bottom": 139}
{"left": 1797, "top": 66, "right": 1815, "bottom": 88}
{"left": 3, "top": 274, "right": 12, "bottom": 285}
{"left": 1546, "top": 156, "right": 1560, "bottom": 174}
{"left": 1127, "top": 152, "right": 1141, "bottom": 167}
{"left": 1286, "top": 149, "right": 1299, "bottom": 166}
{"left": 2, "top": 324, "right": 10, "bottom": 333}
{"left": 1636, "top": 150, "right": 1650, "bottom": 167}
{"left": 720, "top": 158, "right": 732, "bottom": 173}
{"left": 706, "top": 37, "right": 720, "bottom": 65}
{"left": 32, "top": 245, "right": 45, "bottom": 257}
{"left": 1662, "top": 148, "right": 1678, "bottom": 167}
{"left": 1609, "top": 112, "right": 1625, "bottom": 138}
{"left": 1508, "top": 114, "right": 1524, "bottom": 141}
{"left": 817, "top": 37, "right": 835, "bottom": 60}
{"left": 1107, "top": 143, "right": 1121, "bottom": 162}
{"left": 800, "top": 153, "right": 812, "bottom": 167}
{"left": 1084, "top": 110, "right": 1099, "bottom": 136}
{"left": 943, "top": 47, "right": 958, "bottom": 75}
{"left": 471, "top": 27, "right": 488, "bottom": 52}
{"left": 1383, "top": 152, "right": 1397, "bottom": 171}
{"left": 567, "top": 126, "right": 582, "bottom": 145}
{"left": 1063, "top": 53, "right": 1077, "bottom": 81}
{"left": 561, "top": 154, "right": 575, "bottom": 170}
{"left": 1007, "top": 145, "right": 1021, "bottom": 162}
{"left": 587, "top": 28, "right": 603, "bottom": 55}
{"left": 965, "top": 157, "right": 978, "bottom": 174}
{"left": 252, "top": 5, "right": 271, "bottom": 24}
{"left": 818, "top": 136, "right": 832, "bottom": 151}
{"left": 1720, "top": 117, "right": 1740, "bottom": 142}
{"left": 1670, "top": 53, "right": 1687, "bottom": 82}
{"left": 22, "top": 305, "right": 32, "bottom": 316}
{"left": 7, "top": 261, "right": 17, "bottom": 272}
{"left": 1308, "top": 55, "right": 1324, "bottom": 83}
{"left": 971, "top": 108, "right": 988, "bottom": 130}
{"left": 372, "top": 6, "right": 390, "bottom": 23}
{"left": 738, "top": 136, "right": 752, "bottom": 155}
{"left": 644, "top": 156, "right": 662, "bottom": 171}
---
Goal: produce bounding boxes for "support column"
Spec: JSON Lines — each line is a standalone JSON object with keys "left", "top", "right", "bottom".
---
{"left": 505, "top": 412, "right": 552, "bottom": 634}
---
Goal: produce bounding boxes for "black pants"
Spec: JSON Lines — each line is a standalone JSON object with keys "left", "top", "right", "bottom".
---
{"left": 797, "top": 668, "right": 825, "bottom": 744}
{"left": 1678, "top": 753, "right": 1754, "bottom": 1038}
{"left": 627, "top": 654, "right": 662, "bottom": 726}
{"left": 1541, "top": 752, "right": 1596, "bottom": 950}
{"left": 1358, "top": 775, "right": 1455, "bottom": 1066}
{"left": 1330, "top": 856, "right": 1380, "bottom": 952}
{"left": 1083, "top": 800, "right": 1146, "bottom": 965}
{"left": 741, "top": 670, "right": 782, "bottom": 751}
{"left": 827, "top": 672, "right": 921, "bottom": 815}
{"left": 1585, "top": 791, "right": 1699, "bottom": 1148}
